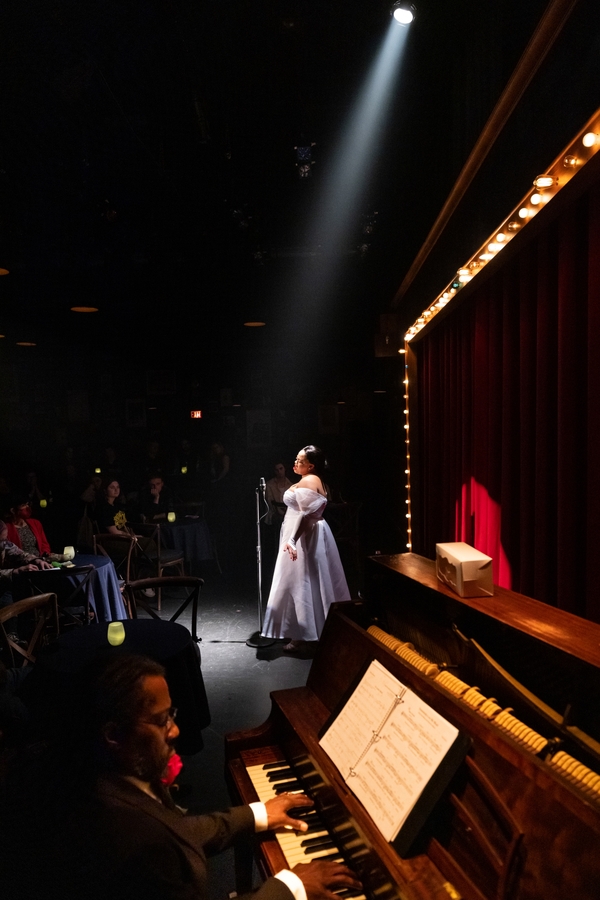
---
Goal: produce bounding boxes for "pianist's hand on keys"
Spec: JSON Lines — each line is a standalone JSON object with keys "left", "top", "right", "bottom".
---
{"left": 265, "top": 791, "right": 313, "bottom": 832}
{"left": 291, "top": 860, "right": 363, "bottom": 900}
{"left": 264, "top": 792, "right": 362, "bottom": 900}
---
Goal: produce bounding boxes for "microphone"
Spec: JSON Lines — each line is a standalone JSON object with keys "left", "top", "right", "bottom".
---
{"left": 259, "top": 477, "right": 266, "bottom": 495}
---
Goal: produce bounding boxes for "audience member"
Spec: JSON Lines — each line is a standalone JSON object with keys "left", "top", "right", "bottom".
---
{"left": 174, "top": 438, "right": 199, "bottom": 476}
{"left": 95, "top": 478, "right": 130, "bottom": 537}
{"left": 3, "top": 653, "right": 360, "bottom": 900}
{"left": 173, "top": 438, "right": 207, "bottom": 497}
{"left": 5, "top": 498, "right": 68, "bottom": 560}
{"left": 94, "top": 480, "right": 157, "bottom": 596}
{"left": 265, "top": 462, "right": 292, "bottom": 526}
{"left": 24, "top": 470, "right": 47, "bottom": 512}
{"left": 138, "top": 474, "right": 175, "bottom": 522}
{"left": 80, "top": 472, "right": 103, "bottom": 508}
{"left": 209, "top": 441, "right": 230, "bottom": 483}
{"left": 0, "top": 519, "right": 52, "bottom": 644}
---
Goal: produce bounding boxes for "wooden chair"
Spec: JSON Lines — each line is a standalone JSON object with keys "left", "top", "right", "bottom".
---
{"left": 22, "top": 564, "right": 95, "bottom": 627}
{"left": 93, "top": 532, "right": 137, "bottom": 583}
{"left": 0, "top": 593, "right": 59, "bottom": 667}
{"left": 129, "top": 523, "right": 186, "bottom": 610}
{"left": 124, "top": 576, "right": 203, "bottom": 643}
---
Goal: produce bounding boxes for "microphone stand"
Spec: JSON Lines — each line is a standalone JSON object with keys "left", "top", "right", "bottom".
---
{"left": 246, "top": 477, "right": 275, "bottom": 648}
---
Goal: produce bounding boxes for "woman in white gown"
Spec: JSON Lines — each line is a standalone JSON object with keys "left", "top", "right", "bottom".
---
{"left": 261, "top": 445, "right": 351, "bottom": 651}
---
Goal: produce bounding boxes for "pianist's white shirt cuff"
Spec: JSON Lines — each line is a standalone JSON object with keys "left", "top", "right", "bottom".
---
{"left": 274, "top": 869, "right": 307, "bottom": 900}
{"left": 250, "top": 801, "right": 269, "bottom": 831}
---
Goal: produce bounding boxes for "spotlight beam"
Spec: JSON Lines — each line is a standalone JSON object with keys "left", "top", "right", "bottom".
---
{"left": 273, "top": 19, "right": 412, "bottom": 385}
{"left": 314, "top": 22, "right": 410, "bottom": 257}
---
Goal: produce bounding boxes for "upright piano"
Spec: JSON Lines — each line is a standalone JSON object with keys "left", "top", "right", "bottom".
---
{"left": 225, "top": 553, "right": 600, "bottom": 900}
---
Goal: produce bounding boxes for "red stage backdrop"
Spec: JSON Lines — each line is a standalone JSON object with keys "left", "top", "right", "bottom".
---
{"left": 410, "top": 165, "right": 600, "bottom": 622}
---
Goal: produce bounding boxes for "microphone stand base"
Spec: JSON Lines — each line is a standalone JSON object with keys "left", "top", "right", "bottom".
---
{"left": 246, "top": 631, "right": 276, "bottom": 649}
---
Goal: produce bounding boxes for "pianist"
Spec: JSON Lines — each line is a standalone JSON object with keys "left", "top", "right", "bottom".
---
{"left": 5, "top": 653, "right": 360, "bottom": 900}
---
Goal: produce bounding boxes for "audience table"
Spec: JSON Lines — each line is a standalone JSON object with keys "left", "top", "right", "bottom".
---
{"left": 160, "top": 517, "right": 214, "bottom": 575}
{"left": 24, "top": 553, "right": 127, "bottom": 622}
{"left": 27, "top": 619, "right": 210, "bottom": 754}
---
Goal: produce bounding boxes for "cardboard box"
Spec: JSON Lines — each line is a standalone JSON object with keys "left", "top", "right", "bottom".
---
{"left": 435, "top": 542, "right": 494, "bottom": 598}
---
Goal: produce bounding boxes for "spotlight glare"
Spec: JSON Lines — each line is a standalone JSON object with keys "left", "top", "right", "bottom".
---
{"left": 391, "top": 2, "right": 415, "bottom": 25}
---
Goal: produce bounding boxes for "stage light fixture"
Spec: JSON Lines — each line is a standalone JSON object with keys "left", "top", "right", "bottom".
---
{"left": 391, "top": 1, "right": 415, "bottom": 24}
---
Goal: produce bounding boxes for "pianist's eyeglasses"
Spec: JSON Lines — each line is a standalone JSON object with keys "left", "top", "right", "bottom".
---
{"left": 142, "top": 707, "right": 178, "bottom": 729}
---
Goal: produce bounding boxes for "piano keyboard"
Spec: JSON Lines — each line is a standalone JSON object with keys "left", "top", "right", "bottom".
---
{"left": 246, "top": 759, "right": 367, "bottom": 899}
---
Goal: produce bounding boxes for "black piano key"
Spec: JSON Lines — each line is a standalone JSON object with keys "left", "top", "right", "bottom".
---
{"left": 274, "top": 781, "right": 301, "bottom": 793}
{"left": 262, "top": 762, "right": 287, "bottom": 770}
{"left": 334, "top": 890, "right": 366, "bottom": 899}
{"left": 303, "top": 822, "right": 327, "bottom": 835}
{"left": 287, "top": 807, "right": 317, "bottom": 819}
{"left": 302, "top": 839, "right": 336, "bottom": 851}
{"left": 304, "top": 851, "right": 342, "bottom": 862}
{"left": 267, "top": 769, "right": 295, "bottom": 781}
{"left": 301, "top": 836, "right": 335, "bottom": 850}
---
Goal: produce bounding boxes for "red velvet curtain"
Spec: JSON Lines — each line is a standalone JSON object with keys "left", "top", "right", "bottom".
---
{"left": 411, "top": 177, "right": 600, "bottom": 621}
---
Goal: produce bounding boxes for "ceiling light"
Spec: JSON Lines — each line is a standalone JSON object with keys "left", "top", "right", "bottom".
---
{"left": 243, "top": 321, "right": 266, "bottom": 327}
{"left": 0, "top": 268, "right": 9, "bottom": 276}
{"left": 16, "top": 341, "right": 36, "bottom": 347}
{"left": 71, "top": 306, "right": 99, "bottom": 313}
{"left": 582, "top": 133, "right": 599, "bottom": 148}
{"left": 563, "top": 155, "right": 578, "bottom": 168}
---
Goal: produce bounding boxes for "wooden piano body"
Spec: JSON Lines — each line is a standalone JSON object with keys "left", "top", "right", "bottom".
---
{"left": 225, "top": 553, "right": 600, "bottom": 900}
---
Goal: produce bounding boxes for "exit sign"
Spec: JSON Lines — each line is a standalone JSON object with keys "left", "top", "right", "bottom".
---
{"left": 190, "top": 410, "right": 202, "bottom": 419}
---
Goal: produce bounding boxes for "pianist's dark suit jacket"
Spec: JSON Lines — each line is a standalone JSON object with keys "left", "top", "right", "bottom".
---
{"left": 49, "top": 775, "right": 294, "bottom": 900}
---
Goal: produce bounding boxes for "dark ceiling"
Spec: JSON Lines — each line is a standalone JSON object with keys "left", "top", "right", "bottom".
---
{"left": 1, "top": 0, "right": 599, "bottom": 397}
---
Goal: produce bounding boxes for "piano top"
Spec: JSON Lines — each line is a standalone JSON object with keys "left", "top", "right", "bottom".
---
{"left": 369, "top": 553, "right": 600, "bottom": 670}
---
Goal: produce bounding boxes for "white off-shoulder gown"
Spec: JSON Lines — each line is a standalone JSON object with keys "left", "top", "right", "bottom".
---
{"left": 261, "top": 487, "right": 351, "bottom": 641}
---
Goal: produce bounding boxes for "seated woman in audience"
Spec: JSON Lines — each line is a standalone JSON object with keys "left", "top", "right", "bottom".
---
{"left": 265, "top": 461, "right": 292, "bottom": 526}
{"left": 95, "top": 478, "right": 131, "bottom": 537}
{"left": 95, "top": 480, "right": 156, "bottom": 596}
{"left": 5, "top": 498, "right": 69, "bottom": 562}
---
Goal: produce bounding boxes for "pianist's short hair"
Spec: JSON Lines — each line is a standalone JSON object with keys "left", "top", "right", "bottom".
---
{"left": 92, "top": 653, "right": 166, "bottom": 734}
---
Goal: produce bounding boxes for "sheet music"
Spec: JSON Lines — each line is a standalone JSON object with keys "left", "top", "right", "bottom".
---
{"left": 320, "top": 659, "right": 460, "bottom": 842}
